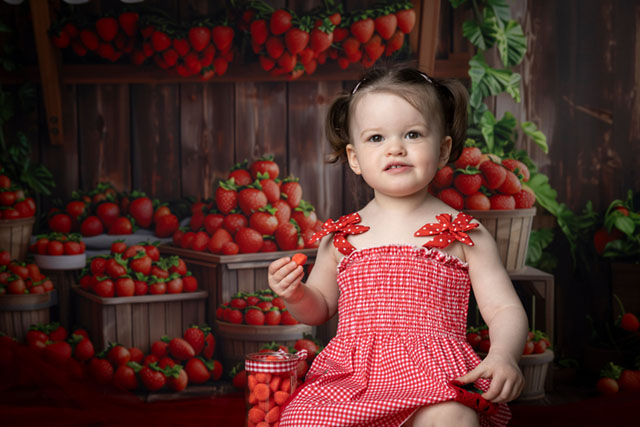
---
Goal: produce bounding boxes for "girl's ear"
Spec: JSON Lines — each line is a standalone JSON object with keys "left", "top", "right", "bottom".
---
{"left": 438, "top": 136, "right": 452, "bottom": 168}
{"left": 346, "top": 144, "right": 362, "bottom": 175}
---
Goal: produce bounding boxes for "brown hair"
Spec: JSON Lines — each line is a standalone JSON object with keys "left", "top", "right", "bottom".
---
{"left": 325, "top": 65, "right": 469, "bottom": 163}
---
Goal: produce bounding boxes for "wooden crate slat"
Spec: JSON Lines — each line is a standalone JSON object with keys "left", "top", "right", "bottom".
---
{"left": 102, "top": 305, "right": 116, "bottom": 350}
{"left": 148, "top": 302, "right": 165, "bottom": 348}
{"left": 165, "top": 301, "right": 183, "bottom": 339}
{"left": 237, "top": 269, "right": 254, "bottom": 295}
{"left": 132, "top": 301, "right": 149, "bottom": 351}
{"left": 115, "top": 303, "right": 133, "bottom": 348}
{"left": 254, "top": 267, "right": 269, "bottom": 293}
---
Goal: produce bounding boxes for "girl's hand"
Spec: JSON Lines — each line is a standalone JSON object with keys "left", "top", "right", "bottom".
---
{"left": 268, "top": 257, "right": 305, "bottom": 303}
{"left": 454, "top": 353, "right": 524, "bottom": 403}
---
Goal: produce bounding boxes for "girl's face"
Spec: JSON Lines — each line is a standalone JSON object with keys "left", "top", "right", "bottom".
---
{"left": 346, "top": 91, "right": 451, "bottom": 199}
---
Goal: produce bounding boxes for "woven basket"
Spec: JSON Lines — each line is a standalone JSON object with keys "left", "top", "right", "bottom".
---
{"left": 464, "top": 208, "right": 536, "bottom": 271}
{"left": 0, "top": 216, "right": 36, "bottom": 261}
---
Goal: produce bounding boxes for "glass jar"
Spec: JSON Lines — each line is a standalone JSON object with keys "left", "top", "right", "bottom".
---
{"left": 245, "top": 351, "right": 304, "bottom": 427}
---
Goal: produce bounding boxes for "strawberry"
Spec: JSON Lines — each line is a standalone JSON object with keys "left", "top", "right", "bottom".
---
{"left": 106, "top": 256, "right": 127, "bottom": 278}
{"left": 151, "top": 340, "right": 169, "bottom": 358}
{"left": 129, "top": 347, "right": 143, "bottom": 363}
{"left": 115, "top": 277, "right": 135, "bottom": 297}
{"left": 375, "top": 13, "right": 397, "bottom": 40}
{"left": 497, "top": 170, "right": 522, "bottom": 195}
{"left": 151, "top": 30, "right": 171, "bottom": 52}
{"left": 294, "top": 334, "right": 320, "bottom": 358}
{"left": 108, "top": 344, "right": 131, "bottom": 366}
{"left": 276, "top": 51, "right": 296, "bottom": 73}
{"left": 169, "top": 337, "right": 196, "bottom": 361}
{"left": 478, "top": 160, "right": 507, "bottom": 189}
{"left": 215, "top": 179, "right": 238, "bottom": 214}
{"left": 209, "top": 359, "right": 223, "bottom": 381}
{"left": 188, "top": 26, "right": 210, "bottom": 52}
{"left": 453, "top": 170, "right": 482, "bottom": 196}
{"left": 182, "top": 275, "right": 198, "bottom": 292}
{"left": 191, "top": 231, "right": 210, "bottom": 251}
{"left": 501, "top": 158, "right": 530, "bottom": 182}
{"left": 81, "top": 216, "right": 104, "bottom": 237}
{"left": 96, "top": 17, "right": 119, "bottom": 42}
{"left": 432, "top": 165, "right": 454, "bottom": 189}
{"left": 285, "top": 27, "right": 309, "bottom": 55}
{"left": 465, "top": 192, "right": 491, "bottom": 210}
{"left": 250, "top": 19, "right": 268, "bottom": 45}
{"left": 245, "top": 306, "right": 265, "bottom": 325}
{"left": 490, "top": 194, "right": 516, "bottom": 210}
{"left": 259, "top": 179, "right": 280, "bottom": 204}
{"left": 310, "top": 28, "right": 333, "bottom": 53}
{"left": 231, "top": 365, "right": 246, "bottom": 389}
{"left": 212, "top": 25, "right": 234, "bottom": 51}
{"left": 264, "top": 307, "right": 282, "bottom": 325}
{"left": 620, "top": 313, "right": 640, "bottom": 332}
{"left": 250, "top": 155, "right": 280, "bottom": 180}
{"left": 235, "top": 227, "right": 264, "bottom": 253}
{"left": 275, "top": 221, "right": 301, "bottom": 251}
{"left": 250, "top": 210, "right": 279, "bottom": 235}
{"left": 454, "top": 146, "right": 482, "bottom": 169}
{"left": 80, "top": 29, "right": 99, "bottom": 51}
{"left": 169, "top": 257, "right": 188, "bottom": 276}
{"left": 185, "top": 358, "right": 210, "bottom": 384}
{"left": 203, "top": 213, "right": 224, "bottom": 235}
{"left": 173, "top": 37, "right": 191, "bottom": 56}
{"left": 513, "top": 187, "right": 536, "bottom": 209}
{"left": 238, "top": 185, "right": 268, "bottom": 216}
{"left": 44, "top": 341, "right": 72, "bottom": 365}
{"left": 183, "top": 325, "right": 205, "bottom": 355}
{"left": 118, "top": 12, "right": 139, "bottom": 37}
{"left": 225, "top": 307, "right": 244, "bottom": 324}
{"left": 350, "top": 17, "right": 375, "bottom": 44}
{"left": 202, "top": 329, "right": 216, "bottom": 359}
{"left": 113, "top": 364, "right": 138, "bottom": 390}
{"left": 109, "top": 217, "right": 133, "bottom": 235}
{"left": 292, "top": 201, "right": 317, "bottom": 231}
{"left": 180, "top": 231, "right": 196, "bottom": 249}
{"left": 89, "top": 357, "right": 114, "bottom": 385}
{"left": 208, "top": 228, "right": 233, "bottom": 254}
{"left": 260, "top": 55, "right": 276, "bottom": 71}
{"left": 266, "top": 36, "right": 285, "bottom": 59}
{"left": 437, "top": 188, "right": 464, "bottom": 210}
{"left": 213, "top": 57, "right": 229, "bottom": 76}
{"left": 49, "top": 212, "right": 72, "bottom": 233}
{"left": 166, "top": 365, "right": 188, "bottom": 392}
{"left": 94, "top": 278, "right": 115, "bottom": 298}
{"left": 385, "top": 30, "right": 405, "bottom": 56}
{"left": 90, "top": 257, "right": 108, "bottom": 276}
{"left": 139, "top": 363, "right": 166, "bottom": 391}
{"left": 272, "top": 199, "right": 291, "bottom": 225}
{"left": 130, "top": 253, "right": 152, "bottom": 276}
{"left": 618, "top": 369, "right": 640, "bottom": 392}
{"left": 222, "top": 213, "right": 248, "bottom": 235}
{"left": 281, "top": 178, "right": 302, "bottom": 208}
{"left": 155, "top": 214, "right": 179, "bottom": 238}
{"left": 396, "top": 8, "right": 416, "bottom": 34}
{"left": 144, "top": 243, "right": 160, "bottom": 262}
{"left": 292, "top": 253, "right": 307, "bottom": 266}
{"left": 270, "top": 9, "right": 292, "bottom": 35}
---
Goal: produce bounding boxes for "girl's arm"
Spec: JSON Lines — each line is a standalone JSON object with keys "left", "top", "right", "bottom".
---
{"left": 267, "top": 234, "right": 339, "bottom": 326}
{"left": 457, "top": 223, "right": 529, "bottom": 403}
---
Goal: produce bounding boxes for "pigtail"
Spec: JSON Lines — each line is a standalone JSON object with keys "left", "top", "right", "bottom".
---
{"left": 437, "top": 79, "right": 469, "bottom": 163}
{"left": 325, "top": 93, "right": 352, "bottom": 163}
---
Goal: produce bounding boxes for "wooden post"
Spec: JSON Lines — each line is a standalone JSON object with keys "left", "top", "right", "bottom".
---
{"left": 29, "top": 0, "right": 63, "bottom": 145}
{"left": 416, "top": 0, "right": 442, "bottom": 75}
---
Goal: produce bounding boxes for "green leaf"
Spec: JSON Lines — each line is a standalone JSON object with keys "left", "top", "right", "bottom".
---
{"left": 469, "top": 53, "right": 521, "bottom": 103}
{"left": 614, "top": 216, "right": 636, "bottom": 236}
{"left": 526, "top": 228, "right": 555, "bottom": 264}
{"left": 487, "top": 0, "right": 511, "bottom": 24}
{"left": 480, "top": 110, "right": 497, "bottom": 152}
{"left": 521, "top": 121, "right": 548, "bottom": 153}
{"left": 496, "top": 20, "right": 527, "bottom": 67}
{"left": 462, "top": 13, "right": 498, "bottom": 50}
{"left": 527, "top": 172, "right": 559, "bottom": 216}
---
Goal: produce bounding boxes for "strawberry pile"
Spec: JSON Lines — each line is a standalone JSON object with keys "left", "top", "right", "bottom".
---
{"left": 0, "top": 170, "right": 36, "bottom": 220}
{"left": 29, "top": 232, "right": 86, "bottom": 256}
{"left": 48, "top": 184, "right": 179, "bottom": 239}
{"left": 431, "top": 146, "right": 535, "bottom": 210}
{"left": 50, "top": 10, "right": 234, "bottom": 80}
{"left": 597, "top": 361, "right": 640, "bottom": 395}
{"left": 216, "top": 289, "right": 298, "bottom": 326}
{"left": 0, "top": 254, "right": 54, "bottom": 295}
{"left": 78, "top": 241, "right": 197, "bottom": 297}
{"left": 466, "top": 326, "right": 552, "bottom": 355}
{"left": 3, "top": 322, "right": 224, "bottom": 393}
{"left": 173, "top": 155, "right": 323, "bottom": 254}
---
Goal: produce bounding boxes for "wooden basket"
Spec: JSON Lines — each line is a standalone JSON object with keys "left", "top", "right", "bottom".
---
{"left": 72, "top": 287, "right": 207, "bottom": 354}
{"left": 0, "top": 216, "right": 36, "bottom": 261}
{"left": 464, "top": 208, "right": 536, "bottom": 271}
{"left": 215, "top": 320, "right": 313, "bottom": 368}
{"left": 517, "top": 349, "right": 554, "bottom": 401}
{"left": 0, "top": 290, "right": 57, "bottom": 342}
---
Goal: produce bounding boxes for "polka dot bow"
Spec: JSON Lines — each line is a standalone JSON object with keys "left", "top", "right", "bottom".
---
{"left": 307, "top": 212, "right": 370, "bottom": 255}
{"left": 414, "top": 212, "right": 479, "bottom": 248}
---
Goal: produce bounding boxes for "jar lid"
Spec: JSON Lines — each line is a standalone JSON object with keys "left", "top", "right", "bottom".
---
{"left": 245, "top": 350, "right": 307, "bottom": 374}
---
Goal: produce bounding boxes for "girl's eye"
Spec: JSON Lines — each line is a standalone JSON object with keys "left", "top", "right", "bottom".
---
{"left": 368, "top": 134, "right": 384, "bottom": 143}
{"left": 406, "top": 131, "right": 421, "bottom": 139}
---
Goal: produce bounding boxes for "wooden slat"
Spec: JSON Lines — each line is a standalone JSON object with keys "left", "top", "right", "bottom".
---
{"left": 180, "top": 83, "right": 235, "bottom": 199}
{"left": 132, "top": 301, "right": 148, "bottom": 352}
{"left": 166, "top": 301, "right": 182, "bottom": 339}
{"left": 237, "top": 269, "right": 255, "bottom": 295}
{"left": 417, "top": 0, "right": 442, "bottom": 74}
{"left": 130, "top": 84, "right": 181, "bottom": 199}
{"left": 77, "top": 84, "right": 131, "bottom": 192}
{"left": 29, "top": 0, "right": 63, "bottom": 145}
{"left": 148, "top": 303, "right": 165, "bottom": 350}
{"left": 115, "top": 303, "right": 133, "bottom": 347}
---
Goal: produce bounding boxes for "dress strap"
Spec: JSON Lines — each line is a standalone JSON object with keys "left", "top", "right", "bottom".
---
{"left": 414, "top": 212, "right": 478, "bottom": 248}
{"left": 306, "top": 212, "right": 370, "bottom": 255}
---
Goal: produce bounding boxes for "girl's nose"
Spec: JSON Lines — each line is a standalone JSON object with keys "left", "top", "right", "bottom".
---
{"left": 385, "top": 138, "right": 406, "bottom": 156}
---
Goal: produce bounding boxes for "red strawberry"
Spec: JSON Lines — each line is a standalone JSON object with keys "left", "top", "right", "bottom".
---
{"left": 128, "top": 347, "right": 144, "bottom": 363}
{"left": 208, "top": 228, "right": 233, "bottom": 254}
{"left": 212, "top": 25, "right": 234, "bottom": 51}
{"left": 151, "top": 340, "right": 169, "bottom": 358}
{"left": 95, "top": 17, "right": 118, "bottom": 42}
{"left": 209, "top": 360, "right": 223, "bottom": 381}
{"left": 374, "top": 13, "right": 397, "bottom": 40}
{"left": 245, "top": 306, "right": 265, "bottom": 325}
{"left": 275, "top": 221, "right": 301, "bottom": 251}
{"left": 501, "top": 158, "right": 530, "bottom": 182}
{"left": 151, "top": 30, "right": 171, "bottom": 52}
{"left": 191, "top": 231, "right": 210, "bottom": 251}
{"left": 285, "top": 27, "right": 309, "bottom": 55}
{"left": 215, "top": 179, "right": 238, "bottom": 214}
{"left": 385, "top": 30, "right": 405, "bottom": 56}
{"left": 292, "top": 203, "right": 317, "bottom": 231}
{"left": 250, "top": 19, "right": 268, "bottom": 45}
{"left": 188, "top": 26, "right": 210, "bottom": 52}
{"left": 81, "top": 215, "right": 104, "bottom": 237}
{"left": 108, "top": 217, "right": 133, "bottom": 235}
{"left": 310, "top": 28, "right": 333, "bottom": 53}
{"left": 270, "top": 9, "right": 292, "bottom": 35}
{"left": 437, "top": 188, "right": 464, "bottom": 210}
{"left": 453, "top": 171, "right": 482, "bottom": 196}
{"left": 281, "top": 179, "right": 302, "bottom": 208}
{"left": 167, "top": 365, "right": 188, "bottom": 391}
{"left": 185, "top": 358, "right": 210, "bottom": 384}
{"left": 89, "top": 358, "right": 114, "bottom": 385}
{"left": 115, "top": 277, "right": 135, "bottom": 297}
{"left": 235, "top": 227, "right": 264, "bottom": 253}
{"left": 265, "top": 307, "right": 282, "bottom": 325}
{"left": 44, "top": 341, "right": 72, "bottom": 365}
{"left": 465, "top": 192, "right": 491, "bottom": 210}
{"left": 180, "top": 231, "right": 196, "bottom": 249}
{"left": 118, "top": 12, "right": 139, "bottom": 37}
{"left": 396, "top": 8, "right": 416, "bottom": 34}
{"left": 225, "top": 307, "right": 244, "bottom": 324}
{"left": 172, "top": 37, "right": 191, "bottom": 56}
{"left": 497, "top": 170, "right": 522, "bottom": 195}
{"left": 620, "top": 313, "right": 640, "bottom": 332}
{"left": 490, "top": 194, "right": 516, "bottom": 210}
{"left": 108, "top": 344, "right": 131, "bottom": 366}
{"left": 249, "top": 211, "right": 279, "bottom": 236}
{"left": 238, "top": 186, "right": 268, "bottom": 216}
{"left": 260, "top": 55, "right": 275, "bottom": 71}
{"left": 350, "top": 17, "right": 374, "bottom": 44}
{"left": 94, "top": 278, "right": 115, "bottom": 298}
{"left": 250, "top": 156, "right": 280, "bottom": 180}
{"left": 266, "top": 36, "right": 285, "bottom": 59}
{"left": 80, "top": 29, "right": 99, "bottom": 51}
{"left": 454, "top": 146, "right": 482, "bottom": 169}
{"left": 203, "top": 213, "right": 224, "bottom": 235}
{"left": 231, "top": 366, "right": 246, "bottom": 389}
{"left": 183, "top": 275, "right": 198, "bottom": 292}
{"left": 113, "top": 365, "right": 138, "bottom": 390}
{"left": 52, "top": 30, "right": 70, "bottom": 48}
{"left": 432, "top": 165, "right": 454, "bottom": 189}
{"left": 202, "top": 330, "right": 216, "bottom": 359}
{"left": 272, "top": 199, "right": 292, "bottom": 225}
{"left": 169, "top": 337, "right": 195, "bottom": 361}
{"left": 618, "top": 369, "right": 640, "bottom": 392}
{"left": 276, "top": 51, "right": 296, "bottom": 73}
{"left": 139, "top": 364, "right": 166, "bottom": 391}
{"left": 73, "top": 337, "right": 95, "bottom": 362}
{"left": 184, "top": 325, "right": 205, "bottom": 355}
{"left": 130, "top": 252, "right": 152, "bottom": 276}
{"left": 479, "top": 160, "right": 507, "bottom": 189}
{"left": 155, "top": 214, "right": 179, "bottom": 238}
{"left": 222, "top": 213, "right": 248, "bottom": 236}
{"left": 281, "top": 309, "right": 298, "bottom": 325}
{"left": 144, "top": 244, "right": 160, "bottom": 262}
{"left": 513, "top": 187, "right": 536, "bottom": 209}
{"left": 259, "top": 179, "right": 280, "bottom": 203}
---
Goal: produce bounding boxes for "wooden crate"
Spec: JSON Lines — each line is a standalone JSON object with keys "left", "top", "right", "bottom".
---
{"left": 0, "top": 290, "right": 57, "bottom": 342}
{"left": 72, "top": 287, "right": 207, "bottom": 354}
{"left": 158, "top": 246, "right": 317, "bottom": 326}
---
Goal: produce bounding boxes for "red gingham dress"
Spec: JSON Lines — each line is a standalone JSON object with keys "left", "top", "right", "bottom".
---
{"left": 280, "top": 213, "right": 511, "bottom": 427}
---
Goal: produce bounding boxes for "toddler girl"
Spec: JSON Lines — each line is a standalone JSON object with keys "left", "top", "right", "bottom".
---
{"left": 268, "top": 66, "right": 528, "bottom": 427}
